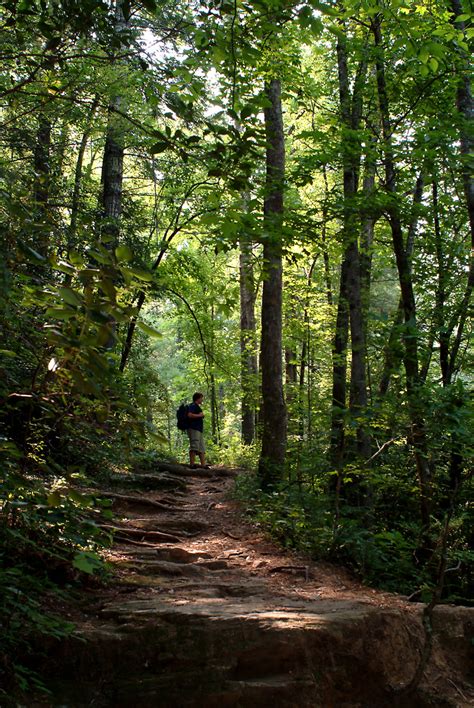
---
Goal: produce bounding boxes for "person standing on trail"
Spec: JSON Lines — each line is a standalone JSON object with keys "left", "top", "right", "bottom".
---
{"left": 187, "top": 392, "right": 208, "bottom": 469}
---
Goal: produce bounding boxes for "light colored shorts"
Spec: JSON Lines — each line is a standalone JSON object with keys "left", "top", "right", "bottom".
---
{"left": 187, "top": 428, "right": 205, "bottom": 454}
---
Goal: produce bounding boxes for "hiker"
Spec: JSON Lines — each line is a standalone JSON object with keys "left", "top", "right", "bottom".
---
{"left": 187, "top": 392, "right": 208, "bottom": 469}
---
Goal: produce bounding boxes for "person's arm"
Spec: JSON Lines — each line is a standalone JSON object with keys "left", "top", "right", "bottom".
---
{"left": 187, "top": 406, "right": 204, "bottom": 419}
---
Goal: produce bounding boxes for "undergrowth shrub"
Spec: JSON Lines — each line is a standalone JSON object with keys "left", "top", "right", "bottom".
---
{"left": 234, "top": 469, "right": 473, "bottom": 603}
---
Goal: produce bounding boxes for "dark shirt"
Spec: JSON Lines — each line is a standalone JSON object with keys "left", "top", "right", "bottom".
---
{"left": 188, "top": 402, "right": 203, "bottom": 432}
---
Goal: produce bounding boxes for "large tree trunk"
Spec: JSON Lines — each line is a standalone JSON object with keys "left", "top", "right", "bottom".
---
{"left": 99, "top": 0, "right": 126, "bottom": 248}
{"left": 451, "top": 0, "right": 474, "bottom": 244}
{"left": 330, "top": 32, "right": 370, "bottom": 466}
{"left": 372, "top": 16, "right": 432, "bottom": 530}
{"left": 100, "top": 104, "right": 124, "bottom": 246}
{"left": 258, "top": 78, "right": 287, "bottom": 487}
{"left": 239, "top": 237, "right": 257, "bottom": 444}
{"left": 444, "top": 0, "right": 474, "bottom": 385}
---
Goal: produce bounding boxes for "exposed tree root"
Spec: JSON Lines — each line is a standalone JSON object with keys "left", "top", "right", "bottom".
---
{"left": 102, "top": 524, "right": 183, "bottom": 544}
{"left": 223, "top": 530, "right": 243, "bottom": 540}
{"left": 269, "top": 565, "right": 310, "bottom": 580}
{"left": 97, "top": 490, "right": 181, "bottom": 512}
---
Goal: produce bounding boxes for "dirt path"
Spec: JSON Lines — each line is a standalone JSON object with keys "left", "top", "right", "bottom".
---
{"left": 36, "top": 465, "right": 473, "bottom": 707}
{"left": 104, "top": 466, "right": 406, "bottom": 609}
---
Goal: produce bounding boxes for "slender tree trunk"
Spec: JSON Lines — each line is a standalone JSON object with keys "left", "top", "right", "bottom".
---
{"left": 378, "top": 173, "right": 424, "bottom": 396}
{"left": 372, "top": 16, "right": 432, "bottom": 529}
{"left": 33, "top": 116, "right": 51, "bottom": 258}
{"left": 239, "top": 237, "right": 257, "bottom": 444}
{"left": 330, "top": 255, "right": 350, "bottom": 470}
{"left": 360, "top": 154, "right": 376, "bottom": 341}
{"left": 420, "top": 178, "right": 447, "bottom": 384}
{"left": 69, "top": 96, "right": 99, "bottom": 252}
{"left": 210, "top": 371, "right": 218, "bottom": 443}
{"left": 322, "top": 168, "right": 333, "bottom": 306}
{"left": 258, "top": 78, "right": 287, "bottom": 487}
{"left": 297, "top": 257, "right": 317, "bottom": 437}
{"left": 285, "top": 289, "right": 298, "bottom": 409}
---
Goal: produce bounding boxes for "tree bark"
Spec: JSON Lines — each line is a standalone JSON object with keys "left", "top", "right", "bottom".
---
{"left": 99, "top": 0, "right": 126, "bottom": 248}
{"left": 372, "top": 15, "right": 432, "bottom": 529}
{"left": 444, "top": 0, "right": 474, "bottom": 384}
{"left": 33, "top": 116, "right": 51, "bottom": 258}
{"left": 100, "top": 102, "right": 124, "bottom": 246}
{"left": 378, "top": 173, "right": 424, "bottom": 396}
{"left": 258, "top": 78, "right": 287, "bottom": 487}
{"left": 322, "top": 168, "right": 333, "bottom": 306}
{"left": 69, "top": 97, "right": 99, "bottom": 253}
{"left": 239, "top": 236, "right": 257, "bottom": 444}
{"left": 330, "top": 32, "right": 370, "bottom": 466}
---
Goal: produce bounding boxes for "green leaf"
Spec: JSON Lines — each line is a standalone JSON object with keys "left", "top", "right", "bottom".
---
{"left": 141, "top": 0, "right": 157, "bottom": 12}
{"left": 240, "top": 105, "right": 254, "bottom": 120}
{"left": 46, "top": 306, "right": 76, "bottom": 320}
{"left": 115, "top": 245, "right": 133, "bottom": 262}
{"left": 150, "top": 141, "right": 169, "bottom": 154}
{"left": 68, "top": 490, "right": 93, "bottom": 507}
{"left": 18, "top": 243, "right": 46, "bottom": 264}
{"left": 419, "top": 47, "right": 429, "bottom": 63}
{"left": 88, "top": 249, "right": 112, "bottom": 265}
{"left": 72, "top": 552, "right": 101, "bottom": 575}
{"left": 0, "top": 349, "right": 17, "bottom": 357}
{"left": 52, "top": 259, "right": 75, "bottom": 275}
{"left": 137, "top": 321, "right": 162, "bottom": 338}
{"left": 47, "top": 491, "right": 61, "bottom": 507}
{"left": 58, "top": 287, "right": 83, "bottom": 307}
{"left": 99, "top": 278, "right": 117, "bottom": 301}
{"left": 129, "top": 267, "right": 153, "bottom": 282}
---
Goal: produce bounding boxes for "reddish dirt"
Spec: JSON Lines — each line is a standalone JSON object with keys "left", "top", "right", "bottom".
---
{"left": 104, "top": 467, "right": 411, "bottom": 612}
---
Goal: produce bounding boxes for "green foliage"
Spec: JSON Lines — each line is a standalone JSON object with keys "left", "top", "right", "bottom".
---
{"left": 0, "top": 564, "right": 75, "bottom": 700}
{"left": 234, "top": 466, "right": 473, "bottom": 602}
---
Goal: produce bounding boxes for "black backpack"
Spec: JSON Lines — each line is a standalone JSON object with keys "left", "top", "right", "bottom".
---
{"left": 176, "top": 403, "right": 189, "bottom": 431}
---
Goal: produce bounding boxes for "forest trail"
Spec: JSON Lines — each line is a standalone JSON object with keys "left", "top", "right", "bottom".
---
{"left": 35, "top": 465, "right": 473, "bottom": 707}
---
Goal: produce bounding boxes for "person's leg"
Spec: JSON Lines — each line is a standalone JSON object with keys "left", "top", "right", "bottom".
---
{"left": 188, "top": 429, "right": 196, "bottom": 467}
{"left": 197, "top": 432, "right": 207, "bottom": 467}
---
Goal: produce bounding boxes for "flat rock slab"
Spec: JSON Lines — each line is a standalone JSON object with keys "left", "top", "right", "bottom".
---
{"left": 100, "top": 595, "right": 374, "bottom": 624}
{"left": 35, "top": 596, "right": 473, "bottom": 707}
